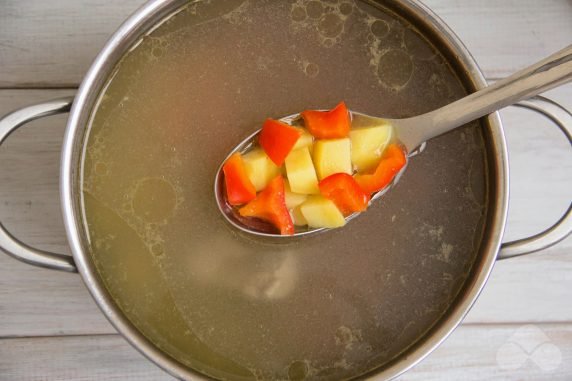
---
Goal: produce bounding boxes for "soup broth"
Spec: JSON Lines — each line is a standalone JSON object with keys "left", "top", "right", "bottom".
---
{"left": 81, "top": 0, "right": 488, "bottom": 379}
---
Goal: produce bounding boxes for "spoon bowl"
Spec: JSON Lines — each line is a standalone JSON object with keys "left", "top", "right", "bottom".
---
{"left": 215, "top": 44, "right": 572, "bottom": 237}
{"left": 214, "top": 111, "right": 411, "bottom": 238}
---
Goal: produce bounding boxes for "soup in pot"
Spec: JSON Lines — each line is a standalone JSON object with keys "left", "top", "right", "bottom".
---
{"left": 81, "top": 0, "right": 488, "bottom": 379}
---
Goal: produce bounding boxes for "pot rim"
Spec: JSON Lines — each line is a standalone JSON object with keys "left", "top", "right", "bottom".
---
{"left": 60, "top": 0, "right": 509, "bottom": 380}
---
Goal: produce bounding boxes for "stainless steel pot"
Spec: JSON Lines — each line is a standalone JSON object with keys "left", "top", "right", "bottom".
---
{"left": 1, "top": 0, "right": 571, "bottom": 379}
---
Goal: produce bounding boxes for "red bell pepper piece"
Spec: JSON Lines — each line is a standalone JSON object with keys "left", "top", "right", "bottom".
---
{"left": 301, "top": 101, "right": 351, "bottom": 139}
{"left": 354, "top": 144, "right": 407, "bottom": 195}
{"left": 239, "top": 176, "right": 294, "bottom": 235}
{"left": 223, "top": 152, "right": 256, "bottom": 205}
{"left": 259, "top": 119, "right": 303, "bottom": 166}
{"left": 319, "top": 173, "right": 370, "bottom": 216}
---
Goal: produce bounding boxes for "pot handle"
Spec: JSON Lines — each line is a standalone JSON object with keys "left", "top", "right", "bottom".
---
{"left": 0, "top": 97, "right": 77, "bottom": 272}
{"left": 498, "top": 95, "right": 572, "bottom": 260}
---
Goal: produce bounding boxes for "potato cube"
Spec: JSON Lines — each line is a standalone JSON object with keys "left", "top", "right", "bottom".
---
{"left": 242, "top": 149, "right": 280, "bottom": 191}
{"left": 284, "top": 180, "right": 307, "bottom": 209}
{"left": 350, "top": 124, "right": 393, "bottom": 173}
{"left": 313, "top": 138, "right": 352, "bottom": 180}
{"left": 290, "top": 205, "right": 308, "bottom": 226}
{"left": 300, "top": 196, "right": 346, "bottom": 228}
{"left": 285, "top": 147, "right": 320, "bottom": 194}
{"left": 292, "top": 128, "right": 314, "bottom": 152}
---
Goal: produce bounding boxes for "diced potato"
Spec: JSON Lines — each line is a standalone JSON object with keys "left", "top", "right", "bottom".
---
{"left": 285, "top": 147, "right": 320, "bottom": 194}
{"left": 300, "top": 196, "right": 346, "bottom": 228}
{"left": 313, "top": 138, "right": 352, "bottom": 180}
{"left": 350, "top": 124, "right": 393, "bottom": 173}
{"left": 292, "top": 128, "right": 314, "bottom": 151}
{"left": 242, "top": 149, "right": 281, "bottom": 191}
{"left": 290, "top": 205, "right": 308, "bottom": 226}
{"left": 284, "top": 180, "right": 307, "bottom": 209}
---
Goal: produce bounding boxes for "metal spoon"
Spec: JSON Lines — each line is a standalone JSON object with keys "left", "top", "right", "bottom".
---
{"left": 215, "top": 44, "right": 572, "bottom": 238}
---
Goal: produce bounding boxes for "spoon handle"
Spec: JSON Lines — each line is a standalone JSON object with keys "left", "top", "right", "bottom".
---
{"left": 400, "top": 44, "right": 572, "bottom": 151}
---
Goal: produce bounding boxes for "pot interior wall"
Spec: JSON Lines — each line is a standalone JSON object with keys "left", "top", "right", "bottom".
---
{"left": 76, "top": 0, "right": 491, "bottom": 379}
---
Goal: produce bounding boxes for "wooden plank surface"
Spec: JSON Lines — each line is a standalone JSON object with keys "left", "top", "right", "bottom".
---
{"left": 1, "top": 324, "right": 571, "bottom": 380}
{"left": 0, "top": 0, "right": 571, "bottom": 86}
{"left": 428, "top": 0, "right": 572, "bottom": 79}
{"left": 0, "top": 0, "right": 571, "bottom": 380}
{"left": 0, "top": 334, "right": 171, "bottom": 380}
{"left": 0, "top": 0, "right": 145, "bottom": 87}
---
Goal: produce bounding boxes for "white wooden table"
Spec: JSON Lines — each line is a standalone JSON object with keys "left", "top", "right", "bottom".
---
{"left": 0, "top": 1, "right": 570, "bottom": 380}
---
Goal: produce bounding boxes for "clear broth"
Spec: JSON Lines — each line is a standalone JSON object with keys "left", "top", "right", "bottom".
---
{"left": 81, "top": 1, "right": 488, "bottom": 379}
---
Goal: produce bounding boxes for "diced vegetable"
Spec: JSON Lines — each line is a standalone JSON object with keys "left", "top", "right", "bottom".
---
{"left": 284, "top": 180, "right": 308, "bottom": 209}
{"left": 290, "top": 205, "right": 308, "bottom": 226}
{"left": 354, "top": 144, "right": 407, "bottom": 195}
{"left": 239, "top": 176, "right": 294, "bottom": 235}
{"left": 259, "top": 119, "right": 303, "bottom": 166}
{"left": 300, "top": 196, "right": 346, "bottom": 229}
{"left": 292, "top": 128, "right": 314, "bottom": 151}
{"left": 350, "top": 124, "right": 393, "bottom": 173}
{"left": 242, "top": 149, "right": 280, "bottom": 191}
{"left": 313, "top": 138, "right": 352, "bottom": 180}
{"left": 222, "top": 152, "right": 257, "bottom": 205}
{"left": 222, "top": 100, "right": 407, "bottom": 235}
{"left": 301, "top": 101, "right": 351, "bottom": 139}
{"left": 284, "top": 147, "right": 320, "bottom": 194}
{"left": 319, "top": 173, "right": 370, "bottom": 215}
